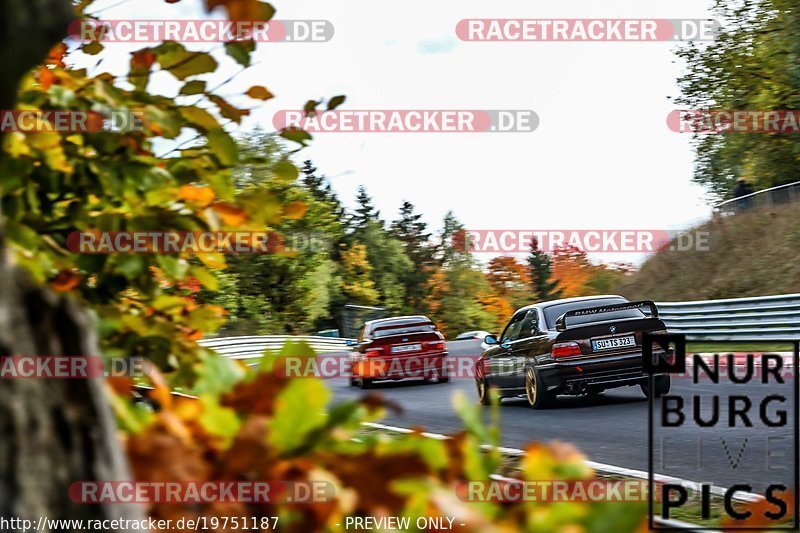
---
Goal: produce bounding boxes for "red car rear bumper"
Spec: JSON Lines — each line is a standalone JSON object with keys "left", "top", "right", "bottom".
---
{"left": 351, "top": 352, "right": 448, "bottom": 380}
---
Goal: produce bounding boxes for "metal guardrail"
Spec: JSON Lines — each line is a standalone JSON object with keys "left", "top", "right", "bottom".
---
{"left": 714, "top": 180, "right": 800, "bottom": 216}
{"left": 656, "top": 293, "right": 800, "bottom": 341}
{"left": 198, "top": 335, "right": 351, "bottom": 360}
{"left": 198, "top": 294, "right": 800, "bottom": 356}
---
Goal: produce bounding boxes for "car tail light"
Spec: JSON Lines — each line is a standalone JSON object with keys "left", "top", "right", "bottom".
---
{"left": 365, "top": 347, "right": 383, "bottom": 357}
{"left": 426, "top": 341, "right": 445, "bottom": 350}
{"left": 551, "top": 342, "right": 582, "bottom": 358}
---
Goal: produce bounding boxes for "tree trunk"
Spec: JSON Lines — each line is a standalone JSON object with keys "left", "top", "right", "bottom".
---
{"left": 0, "top": 1, "right": 145, "bottom": 530}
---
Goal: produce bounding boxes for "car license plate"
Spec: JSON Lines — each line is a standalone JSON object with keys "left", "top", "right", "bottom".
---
{"left": 591, "top": 335, "right": 635, "bottom": 351}
{"left": 391, "top": 343, "right": 421, "bottom": 354}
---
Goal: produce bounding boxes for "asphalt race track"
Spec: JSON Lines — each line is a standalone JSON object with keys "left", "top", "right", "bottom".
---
{"left": 331, "top": 340, "right": 796, "bottom": 493}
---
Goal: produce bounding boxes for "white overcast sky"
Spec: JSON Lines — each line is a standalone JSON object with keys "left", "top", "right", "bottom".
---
{"left": 75, "top": 0, "right": 717, "bottom": 265}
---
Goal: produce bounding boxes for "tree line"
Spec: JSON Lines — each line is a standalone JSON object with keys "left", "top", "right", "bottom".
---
{"left": 207, "top": 132, "right": 631, "bottom": 337}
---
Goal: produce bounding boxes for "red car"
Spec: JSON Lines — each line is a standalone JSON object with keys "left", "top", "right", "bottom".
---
{"left": 347, "top": 316, "right": 449, "bottom": 388}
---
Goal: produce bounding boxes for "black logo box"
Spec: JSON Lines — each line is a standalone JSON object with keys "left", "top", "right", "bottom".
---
{"left": 644, "top": 333, "right": 799, "bottom": 531}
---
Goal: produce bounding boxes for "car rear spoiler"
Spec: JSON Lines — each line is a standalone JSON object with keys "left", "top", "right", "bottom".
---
{"left": 373, "top": 322, "right": 436, "bottom": 332}
{"left": 555, "top": 300, "right": 658, "bottom": 332}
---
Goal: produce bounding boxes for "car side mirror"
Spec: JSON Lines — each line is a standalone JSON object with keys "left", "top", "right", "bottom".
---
{"left": 484, "top": 334, "right": 499, "bottom": 345}
{"left": 555, "top": 314, "right": 567, "bottom": 332}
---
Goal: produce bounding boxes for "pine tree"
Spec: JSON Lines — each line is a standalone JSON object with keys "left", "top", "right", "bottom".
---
{"left": 390, "top": 200, "right": 432, "bottom": 263}
{"left": 300, "top": 159, "right": 344, "bottom": 218}
{"left": 527, "top": 239, "right": 561, "bottom": 302}
{"left": 300, "top": 160, "right": 326, "bottom": 201}
{"left": 390, "top": 201, "right": 435, "bottom": 313}
{"left": 350, "top": 185, "right": 381, "bottom": 232}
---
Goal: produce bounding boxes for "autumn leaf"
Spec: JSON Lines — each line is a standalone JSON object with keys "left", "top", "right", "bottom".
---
{"left": 205, "top": 0, "right": 275, "bottom": 21}
{"left": 46, "top": 43, "right": 67, "bottom": 68}
{"left": 179, "top": 184, "right": 216, "bottom": 207}
{"left": 327, "top": 95, "right": 346, "bottom": 110}
{"left": 143, "top": 362, "right": 173, "bottom": 411}
{"left": 246, "top": 86, "right": 274, "bottom": 100}
{"left": 179, "top": 80, "right": 207, "bottom": 96}
{"left": 50, "top": 270, "right": 81, "bottom": 292}
{"left": 210, "top": 95, "right": 250, "bottom": 124}
{"left": 38, "top": 67, "right": 57, "bottom": 90}
{"left": 283, "top": 201, "right": 308, "bottom": 220}
{"left": 211, "top": 202, "right": 248, "bottom": 226}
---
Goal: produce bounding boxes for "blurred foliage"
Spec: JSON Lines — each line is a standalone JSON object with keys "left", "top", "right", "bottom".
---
{"left": 0, "top": 0, "right": 652, "bottom": 529}
{"left": 676, "top": 0, "right": 800, "bottom": 200}
{"left": 116, "top": 344, "right": 647, "bottom": 532}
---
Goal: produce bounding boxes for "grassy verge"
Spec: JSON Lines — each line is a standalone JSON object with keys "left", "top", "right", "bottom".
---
{"left": 358, "top": 424, "right": 797, "bottom": 529}
{"left": 687, "top": 343, "right": 794, "bottom": 353}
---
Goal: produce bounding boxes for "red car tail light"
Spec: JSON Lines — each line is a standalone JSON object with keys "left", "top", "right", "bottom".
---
{"left": 426, "top": 341, "right": 445, "bottom": 350}
{"left": 365, "top": 347, "right": 383, "bottom": 357}
{"left": 551, "top": 342, "right": 582, "bottom": 358}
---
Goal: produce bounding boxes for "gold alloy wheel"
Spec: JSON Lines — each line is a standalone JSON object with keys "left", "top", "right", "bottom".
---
{"left": 525, "top": 367, "right": 537, "bottom": 405}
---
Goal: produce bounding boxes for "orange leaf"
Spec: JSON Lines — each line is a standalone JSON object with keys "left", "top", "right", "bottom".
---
{"left": 50, "top": 270, "right": 81, "bottom": 292}
{"left": 179, "top": 184, "right": 216, "bottom": 207}
{"left": 131, "top": 48, "right": 156, "bottom": 70}
{"left": 46, "top": 43, "right": 67, "bottom": 68}
{"left": 245, "top": 86, "right": 274, "bottom": 100}
{"left": 39, "top": 67, "right": 57, "bottom": 90}
{"left": 205, "top": 0, "right": 275, "bottom": 21}
{"left": 143, "top": 361, "right": 173, "bottom": 411}
{"left": 107, "top": 376, "right": 134, "bottom": 396}
{"left": 283, "top": 201, "right": 308, "bottom": 220}
{"left": 211, "top": 202, "right": 248, "bottom": 226}
{"left": 209, "top": 95, "right": 250, "bottom": 124}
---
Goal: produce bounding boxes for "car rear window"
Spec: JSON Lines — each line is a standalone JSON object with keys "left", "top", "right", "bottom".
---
{"left": 542, "top": 298, "right": 645, "bottom": 329}
{"left": 372, "top": 322, "right": 436, "bottom": 338}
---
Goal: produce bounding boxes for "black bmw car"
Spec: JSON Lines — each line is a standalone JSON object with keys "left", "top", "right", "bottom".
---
{"left": 475, "top": 295, "right": 672, "bottom": 408}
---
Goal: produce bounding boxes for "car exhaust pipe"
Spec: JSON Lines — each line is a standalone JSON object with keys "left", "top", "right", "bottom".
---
{"left": 566, "top": 381, "right": 588, "bottom": 394}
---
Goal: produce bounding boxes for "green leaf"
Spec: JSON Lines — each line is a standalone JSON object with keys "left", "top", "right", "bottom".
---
{"left": 199, "top": 394, "right": 241, "bottom": 441}
{"left": 273, "top": 159, "right": 298, "bottom": 182}
{"left": 207, "top": 128, "right": 238, "bottom": 166}
{"left": 180, "top": 106, "right": 219, "bottom": 132}
{"left": 194, "top": 351, "right": 246, "bottom": 397}
{"left": 154, "top": 42, "right": 218, "bottom": 80}
{"left": 179, "top": 80, "right": 207, "bottom": 96}
{"left": 82, "top": 41, "right": 104, "bottom": 55}
{"left": 327, "top": 95, "right": 346, "bottom": 110}
{"left": 112, "top": 255, "right": 146, "bottom": 279}
{"left": 280, "top": 128, "right": 312, "bottom": 146}
{"left": 268, "top": 378, "right": 330, "bottom": 453}
{"left": 224, "top": 41, "right": 255, "bottom": 67}
{"left": 144, "top": 105, "right": 182, "bottom": 138}
{"left": 110, "top": 393, "right": 154, "bottom": 433}
{"left": 190, "top": 265, "right": 218, "bottom": 291}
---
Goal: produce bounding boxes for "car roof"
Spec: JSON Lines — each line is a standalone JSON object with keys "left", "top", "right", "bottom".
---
{"left": 515, "top": 295, "right": 626, "bottom": 315}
